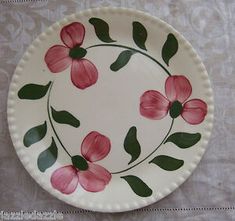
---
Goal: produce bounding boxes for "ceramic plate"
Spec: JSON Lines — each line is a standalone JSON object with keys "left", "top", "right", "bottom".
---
{"left": 7, "top": 8, "right": 214, "bottom": 212}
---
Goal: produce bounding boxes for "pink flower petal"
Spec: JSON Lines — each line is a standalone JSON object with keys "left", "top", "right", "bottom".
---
{"left": 71, "top": 59, "right": 98, "bottom": 89}
{"left": 78, "top": 163, "right": 111, "bottom": 192}
{"left": 165, "top": 75, "right": 192, "bottom": 103}
{"left": 140, "top": 90, "right": 170, "bottom": 120}
{"left": 44, "top": 45, "right": 72, "bottom": 73}
{"left": 81, "top": 131, "right": 111, "bottom": 162}
{"left": 60, "top": 22, "right": 85, "bottom": 48}
{"left": 50, "top": 165, "right": 79, "bottom": 194}
{"left": 181, "top": 99, "right": 207, "bottom": 125}
{"left": 87, "top": 162, "right": 111, "bottom": 184}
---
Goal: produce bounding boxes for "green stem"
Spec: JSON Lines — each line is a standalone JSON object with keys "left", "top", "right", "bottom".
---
{"left": 86, "top": 43, "right": 171, "bottom": 77}
{"left": 47, "top": 82, "right": 72, "bottom": 158}
{"left": 111, "top": 119, "right": 174, "bottom": 174}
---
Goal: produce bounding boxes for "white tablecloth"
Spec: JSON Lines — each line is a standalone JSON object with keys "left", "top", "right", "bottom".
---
{"left": 0, "top": 0, "right": 234, "bottom": 220}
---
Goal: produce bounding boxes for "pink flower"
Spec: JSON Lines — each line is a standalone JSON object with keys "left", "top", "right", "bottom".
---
{"left": 51, "top": 131, "right": 111, "bottom": 194}
{"left": 140, "top": 75, "right": 207, "bottom": 125}
{"left": 50, "top": 165, "right": 79, "bottom": 194}
{"left": 45, "top": 22, "right": 98, "bottom": 89}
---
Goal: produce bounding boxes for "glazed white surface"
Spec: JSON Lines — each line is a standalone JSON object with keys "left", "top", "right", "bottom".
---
{"left": 7, "top": 7, "right": 213, "bottom": 212}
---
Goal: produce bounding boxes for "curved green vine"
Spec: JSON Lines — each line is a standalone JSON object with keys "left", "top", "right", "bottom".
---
{"left": 47, "top": 81, "right": 72, "bottom": 157}
{"left": 45, "top": 41, "right": 175, "bottom": 173}
{"left": 86, "top": 43, "right": 171, "bottom": 76}
{"left": 111, "top": 119, "right": 174, "bottom": 174}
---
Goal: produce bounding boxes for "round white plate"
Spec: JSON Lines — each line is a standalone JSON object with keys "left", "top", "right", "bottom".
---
{"left": 7, "top": 7, "right": 214, "bottom": 212}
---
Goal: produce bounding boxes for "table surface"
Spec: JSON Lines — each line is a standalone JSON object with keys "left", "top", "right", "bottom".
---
{"left": 0, "top": 0, "right": 234, "bottom": 220}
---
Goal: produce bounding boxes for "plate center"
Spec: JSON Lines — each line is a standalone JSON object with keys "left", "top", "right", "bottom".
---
{"left": 52, "top": 50, "right": 171, "bottom": 171}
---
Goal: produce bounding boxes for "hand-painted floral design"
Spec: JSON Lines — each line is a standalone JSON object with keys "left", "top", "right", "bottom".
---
{"left": 18, "top": 16, "right": 210, "bottom": 199}
{"left": 51, "top": 131, "right": 111, "bottom": 194}
{"left": 45, "top": 22, "right": 98, "bottom": 89}
{"left": 140, "top": 75, "right": 207, "bottom": 124}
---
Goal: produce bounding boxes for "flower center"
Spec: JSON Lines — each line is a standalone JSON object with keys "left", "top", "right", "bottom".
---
{"left": 71, "top": 155, "right": 88, "bottom": 170}
{"left": 69, "top": 45, "right": 87, "bottom": 59}
{"left": 170, "top": 100, "right": 183, "bottom": 118}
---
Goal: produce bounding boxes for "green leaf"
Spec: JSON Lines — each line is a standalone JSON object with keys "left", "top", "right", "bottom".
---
{"left": 51, "top": 106, "right": 80, "bottom": 128}
{"left": 162, "top": 33, "right": 178, "bottom": 66}
{"left": 169, "top": 101, "right": 183, "bottom": 118}
{"left": 164, "top": 132, "right": 201, "bottom": 148}
{"left": 71, "top": 155, "right": 88, "bottom": 171}
{"left": 132, "top": 21, "right": 148, "bottom": 50}
{"left": 121, "top": 175, "right": 152, "bottom": 197}
{"left": 124, "top": 126, "right": 141, "bottom": 164}
{"left": 18, "top": 81, "right": 51, "bottom": 100}
{"left": 89, "top": 17, "right": 116, "bottom": 43}
{"left": 110, "top": 50, "right": 136, "bottom": 71}
{"left": 149, "top": 155, "right": 184, "bottom": 171}
{"left": 23, "top": 121, "right": 47, "bottom": 147}
{"left": 69, "top": 46, "right": 87, "bottom": 59}
{"left": 37, "top": 137, "right": 58, "bottom": 172}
